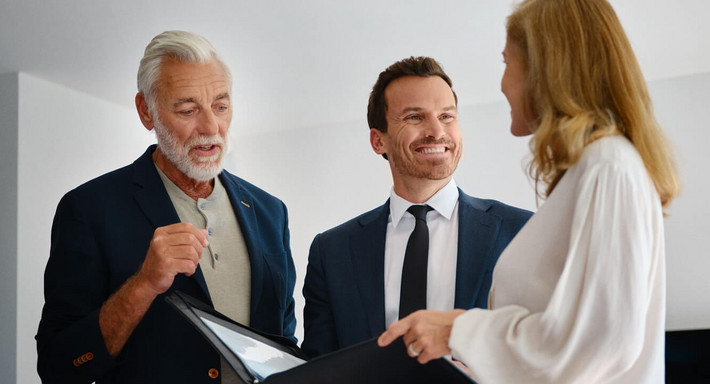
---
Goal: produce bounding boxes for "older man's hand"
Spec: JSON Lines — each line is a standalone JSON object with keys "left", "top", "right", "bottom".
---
{"left": 136, "top": 222, "right": 209, "bottom": 296}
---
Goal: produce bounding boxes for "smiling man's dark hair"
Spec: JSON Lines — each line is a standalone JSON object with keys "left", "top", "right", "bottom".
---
{"left": 367, "top": 56, "right": 457, "bottom": 134}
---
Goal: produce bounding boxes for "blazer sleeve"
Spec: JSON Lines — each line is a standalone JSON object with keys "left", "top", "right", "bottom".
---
{"left": 279, "top": 201, "right": 298, "bottom": 342}
{"left": 301, "top": 233, "right": 340, "bottom": 358}
{"left": 36, "top": 193, "right": 118, "bottom": 384}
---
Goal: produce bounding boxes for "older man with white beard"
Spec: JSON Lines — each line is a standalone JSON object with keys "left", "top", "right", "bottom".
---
{"left": 36, "top": 31, "right": 297, "bottom": 384}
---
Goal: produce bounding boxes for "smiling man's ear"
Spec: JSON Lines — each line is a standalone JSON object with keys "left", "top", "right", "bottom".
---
{"left": 135, "top": 93, "right": 155, "bottom": 130}
{"left": 370, "top": 128, "right": 387, "bottom": 155}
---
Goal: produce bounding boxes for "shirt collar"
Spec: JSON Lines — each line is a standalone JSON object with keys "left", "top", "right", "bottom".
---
{"left": 389, "top": 179, "right": 459, "bottom": 228}
{"left": 154, "top": 163, "right": 223, "bottom": 202}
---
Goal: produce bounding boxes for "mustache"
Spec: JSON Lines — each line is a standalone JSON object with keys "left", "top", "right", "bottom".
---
{"left": 411, "top": 137, "right": 455, "bottom": 148}
{"left": 187, "top": 135, "right": 225, "bottom": 147}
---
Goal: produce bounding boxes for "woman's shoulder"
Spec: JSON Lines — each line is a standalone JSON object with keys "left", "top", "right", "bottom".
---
{"left": 577, "top": 134, "right": 644, "bottom": 173}
{"left": 583, "top": 134, "right": 636, "bottom": 159}
{"left": 569, "top": 135, "right": 655, "bottom": 196}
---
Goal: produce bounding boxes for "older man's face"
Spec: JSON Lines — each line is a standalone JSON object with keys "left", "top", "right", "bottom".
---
{"left": 152, "top": 58, "right": 232, "bottom": 182}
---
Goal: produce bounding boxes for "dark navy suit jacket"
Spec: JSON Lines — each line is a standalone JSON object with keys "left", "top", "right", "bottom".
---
{"left": 36, "top": 145, "right": 296, "bottom": 384}
{"left": 301, "top": 190, "right": 531, "bottom": 357}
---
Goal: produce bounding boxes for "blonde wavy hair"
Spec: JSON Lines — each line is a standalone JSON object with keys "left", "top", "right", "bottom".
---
{"left": 507, "top": 0, "right": 680, "bottom": 208}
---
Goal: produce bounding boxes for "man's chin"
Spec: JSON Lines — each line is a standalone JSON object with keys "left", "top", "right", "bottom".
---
{"left": 180, "top": 162, "right": 224, "bottom": 182}
{"left": 422, "top": 166, "right": 457, "bottom": 181}
{"left": 188, "top": 171, "right": 222, "bottom": 182}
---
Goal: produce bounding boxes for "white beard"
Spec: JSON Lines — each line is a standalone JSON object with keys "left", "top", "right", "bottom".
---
{"left": 153, "top": 118, "right": 228, "bottom": 182}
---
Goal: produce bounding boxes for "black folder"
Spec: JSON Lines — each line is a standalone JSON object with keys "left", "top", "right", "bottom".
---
{"left": 166, "top": 291, "right": 475, "bottom": 384}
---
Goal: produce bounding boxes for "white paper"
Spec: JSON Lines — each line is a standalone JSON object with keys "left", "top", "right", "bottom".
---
{"left": 200, "top": 317, "right": 306, "bottom": 381}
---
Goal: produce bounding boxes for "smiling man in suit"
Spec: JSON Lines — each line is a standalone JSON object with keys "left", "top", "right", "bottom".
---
{"left": 301, "top": 56, "right": 532, "bottom": 358}
{"left": 36, "top": 31, "right": 296, "bottom": 384}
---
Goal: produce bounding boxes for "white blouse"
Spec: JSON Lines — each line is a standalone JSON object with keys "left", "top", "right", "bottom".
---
{"left": 449, "top": 135, "right": 666, "bottom": 383}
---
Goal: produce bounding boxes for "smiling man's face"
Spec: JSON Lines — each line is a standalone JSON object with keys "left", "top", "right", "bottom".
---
{"left": 372, "top": 75, "right": 462, "bottom": 184}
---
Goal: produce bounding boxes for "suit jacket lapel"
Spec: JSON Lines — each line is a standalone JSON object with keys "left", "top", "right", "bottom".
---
{"left": 131, "top": 146, "right": 179, "bottom": 229}
{"left": 350, "top": 202, "right": 389, "bottom": 336}
{"left": 131, "top": 145, "right": 212, "bottom": 303}
{"left": 454, "top": 190, "right": 501, "bottom": 309}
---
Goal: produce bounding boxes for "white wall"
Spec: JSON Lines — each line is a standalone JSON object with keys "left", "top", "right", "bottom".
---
{"left": 0, "top": 72, "right": 19, "bottom": 384}
{"left": 3, "top": 70, "right": 709, "bottom": 383}
{"left": 650, "top": 73, "right": 710, "bottom": 330}
{"left": 14, "top": 73, "right": 154, "bottom": 384}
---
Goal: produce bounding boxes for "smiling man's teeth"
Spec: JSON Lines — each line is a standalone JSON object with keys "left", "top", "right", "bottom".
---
{"left": 422, "top": 147, "right": 445, "bottom": 154}
{"left": 199, "top": 145, "right": 213, "bottom": 150}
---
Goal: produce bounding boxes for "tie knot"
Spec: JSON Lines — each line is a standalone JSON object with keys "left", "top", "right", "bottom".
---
{"left": 407, "top": 205, "right": 432, "bottom": 221}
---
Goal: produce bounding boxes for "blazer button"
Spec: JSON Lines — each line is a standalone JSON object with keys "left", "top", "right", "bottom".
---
{"left": 208, "top": 368, "right": 219, "bottom": 379}
{"left": 86, "top": 352, "right": 94, "bottom": 361}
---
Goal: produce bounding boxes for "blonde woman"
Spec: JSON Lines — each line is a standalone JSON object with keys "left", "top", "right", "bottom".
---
{"left": 378, "top": 0, "right": 681, "bottom": 382}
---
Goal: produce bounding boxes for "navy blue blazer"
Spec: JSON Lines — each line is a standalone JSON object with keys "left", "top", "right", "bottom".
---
{"left": 301, "top": 190, "right": 531, "bottom": 357}
{"left": 36, "top": 145, "right": 296, "bottom": 384}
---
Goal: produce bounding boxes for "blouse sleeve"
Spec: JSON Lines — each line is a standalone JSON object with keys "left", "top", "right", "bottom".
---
{"left": 449, "top": 160, "right": 660, "bottom": 383}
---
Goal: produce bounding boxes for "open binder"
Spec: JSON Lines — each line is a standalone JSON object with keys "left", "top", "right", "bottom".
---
{"left": 166, "top": 291, "right": 475, "bottom": 384}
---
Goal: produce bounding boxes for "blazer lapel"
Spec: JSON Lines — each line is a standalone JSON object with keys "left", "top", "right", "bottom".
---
{"left": 131, "top": 146, "right": 180, "bottom": 229}
{"left": 454, "top": 190, "right": 501, "bottom": 309}
{"left": 131, "top": 145, "right": 212, "bottom": 303}
{"left": 350, "top": 202, "right": 389, "bottom": 336}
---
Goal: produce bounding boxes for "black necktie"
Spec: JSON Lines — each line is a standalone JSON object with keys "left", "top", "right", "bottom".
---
{"left": 399, "top": 204, "right": 433, "bottom": 319}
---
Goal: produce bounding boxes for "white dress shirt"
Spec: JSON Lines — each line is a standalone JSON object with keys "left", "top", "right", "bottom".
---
{"left": 384, "top": 179, "right": 460, "bottom": 327}
{"left": 449, "top": 136, "right": 666, "bottom": 383}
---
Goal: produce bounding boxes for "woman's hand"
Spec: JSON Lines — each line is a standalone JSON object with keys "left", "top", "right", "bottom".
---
{"left": 377, "top": 309, "right": 466, "bottom": 364}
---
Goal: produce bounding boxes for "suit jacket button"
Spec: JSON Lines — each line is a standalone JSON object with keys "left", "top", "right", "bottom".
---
{"left": 208, "top": 368, "right": 219, "bottom": 379}
{"left": 86, "top": 352, "right": 94, "bottom": 361}
{"left": 73, "top": 359, "right": 80, "bottom": 367}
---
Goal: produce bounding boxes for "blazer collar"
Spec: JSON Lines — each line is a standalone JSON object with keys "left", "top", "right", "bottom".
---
{"left": 131, "top": 145, "right": 181, "bottom": 229}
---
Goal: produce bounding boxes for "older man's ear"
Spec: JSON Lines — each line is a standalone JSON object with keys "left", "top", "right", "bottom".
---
{"left": 135, "top": 93, "right": 155, "bottom": 130}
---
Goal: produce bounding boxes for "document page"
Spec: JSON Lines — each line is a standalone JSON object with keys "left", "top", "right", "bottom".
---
{"left": 197, "top": 312, "right": 306, "bottom": 381}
